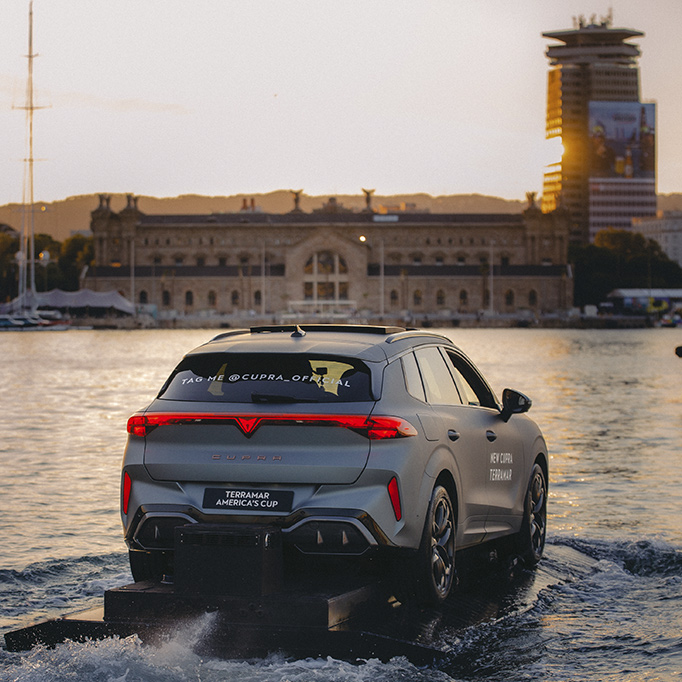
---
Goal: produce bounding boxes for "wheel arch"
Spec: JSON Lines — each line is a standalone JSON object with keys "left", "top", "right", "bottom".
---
{"left": 423, "top": 447, "right": 461, "bottom": 530}
{"left": 433, "top": 469, "right": 458, "bottom": 526}
{"left": 533, "top": 451, "right": 549, "bottom": 491}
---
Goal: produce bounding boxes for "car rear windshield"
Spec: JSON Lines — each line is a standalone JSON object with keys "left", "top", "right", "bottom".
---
{"left": 157, "top": 353, "right": 374, "bottom": 403}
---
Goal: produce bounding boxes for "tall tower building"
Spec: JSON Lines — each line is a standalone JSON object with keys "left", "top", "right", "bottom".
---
{"left": 541, "top": 14, "right": 656, "bottom": 243}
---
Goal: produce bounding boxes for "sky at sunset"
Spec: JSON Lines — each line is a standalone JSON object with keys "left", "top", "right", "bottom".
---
{"left": 1, "top": 0, "right": 681, "bottom": 207}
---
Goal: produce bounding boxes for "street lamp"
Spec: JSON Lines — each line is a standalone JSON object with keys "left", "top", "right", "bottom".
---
{"left": 130, "top": 235, "right": 136, "bottom": 312}
{"left": 488, "top": 239, "right": 495, "bottom": 316}
{"left": 359, "top": 235, "right": 385, "bottom": 318}
{"left": 39, "top": 249, "right": 50, "bottom": 291}
{"left": 261, "top": 240, "right": 266, "bottom": 316}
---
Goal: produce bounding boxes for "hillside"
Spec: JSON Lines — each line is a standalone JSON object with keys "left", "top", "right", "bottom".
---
{"left": 656, "top": 193, "right": 682, "bottom": 213}
{"left": 3, "top": 190, "right": 681, "bottom": 242}
{"left": 0, "top": 191, "right": 526, "bottom": 242}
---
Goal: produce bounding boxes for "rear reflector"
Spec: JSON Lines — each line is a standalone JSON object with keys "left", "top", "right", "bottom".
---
{"left": 388, "top": 477, "right": 402, "bottom": 521}
{"left": 122, "top": 471, "right": 132, "bottom": 515}
{"left": 126, "top": 413, "right": 417, "bottom": 440}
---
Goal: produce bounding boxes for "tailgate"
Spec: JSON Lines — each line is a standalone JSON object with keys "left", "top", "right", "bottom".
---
{"left": 141, "top": 411, "right": 373, "bottom": 485}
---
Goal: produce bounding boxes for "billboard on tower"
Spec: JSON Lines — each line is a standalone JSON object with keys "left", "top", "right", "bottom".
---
{"left": 588, "top": 101, "right": 655, "bottom": 179}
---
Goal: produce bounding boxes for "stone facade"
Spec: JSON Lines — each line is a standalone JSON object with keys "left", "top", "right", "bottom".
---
{"left": 86, "top": 194, "right": 573, "bottom": 319}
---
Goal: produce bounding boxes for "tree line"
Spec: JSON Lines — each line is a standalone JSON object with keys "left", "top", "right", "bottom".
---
{"left": 570, "top": 229, "right": 682, "bottom": 309}
{"left": 0, "top": 232, "right": 93, "bottom": 303}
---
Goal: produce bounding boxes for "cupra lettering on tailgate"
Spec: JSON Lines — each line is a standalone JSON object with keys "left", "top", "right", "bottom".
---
{"left": 211, "top": 454, "right": 283, "bottom": 461}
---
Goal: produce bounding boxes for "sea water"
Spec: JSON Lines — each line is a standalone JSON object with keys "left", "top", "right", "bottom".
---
{"left": 1, "top": 327, "right": 681, "bottom": 681}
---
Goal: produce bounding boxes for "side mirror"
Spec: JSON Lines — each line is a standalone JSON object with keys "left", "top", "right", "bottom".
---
{"left": 500, "top": 388, "right": 532, "bottom": 422}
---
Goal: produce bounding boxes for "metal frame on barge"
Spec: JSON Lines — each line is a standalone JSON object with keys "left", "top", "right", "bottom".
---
{"left": 4, "top": 523, "right": 451, "bottom": 664}
{"left": 4, "top": 575, "right": 448, "bottom": 664}
{"left": 3, "top": 524, "right": 599, "bottom": 664}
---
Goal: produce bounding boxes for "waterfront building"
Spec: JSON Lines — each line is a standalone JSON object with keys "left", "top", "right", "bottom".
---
{"left": 632, "top": 212, "right": 682, "bottom": 267}
{"left": 542, "top": 14, "right": 656, "bottom": 244}
{"left": 85, "top": 193, "right": 573, "bottom": 321}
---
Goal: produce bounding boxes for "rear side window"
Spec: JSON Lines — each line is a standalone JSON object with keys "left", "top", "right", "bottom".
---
{"left": 158, "top": 353, "right": 373, "bottom": 403}
{"left": 401, "top": 352, "right": 426, "bottom": 402}
{"left": 414, "top": 347, "right": 462, "bottom": 406}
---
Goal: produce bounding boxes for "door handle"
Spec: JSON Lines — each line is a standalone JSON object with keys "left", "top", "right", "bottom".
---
{"left": 486, "top": 430, "right": 497, "bottom": 442}
{"left": 447, "top": 429, "right": 460, "bottom": 442}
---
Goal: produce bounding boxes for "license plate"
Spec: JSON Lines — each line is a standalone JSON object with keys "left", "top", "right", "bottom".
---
{"left": 203, "top": 487, "right": 294, "bottom": 512}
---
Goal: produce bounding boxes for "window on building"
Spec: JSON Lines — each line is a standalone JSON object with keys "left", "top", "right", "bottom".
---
{"left": 231, "top": 290, "right": 240, "bottom": 306}
{"left": 254, "top": 290, "right": 262, "bottom": 307}
{"left": 185, "top": 291, "right": 194, "bottom": 307}
{"left": 303, "top": 251, "right": 349, "bottom": 301}
{"left": 459, "top": 290, "right": 468, "bottom": 308}
{"left": 505, "top": 289, "right": 515, "bottom": 307}
{"left": 413, "top": 289, "right": 423, "bottom": 306}
{"left": 390, "top": 289, "right": 399, "bottom": 307}
{"left": 196, "top": 257, "right": 205, "bottom": 267}
{"left": 529, "top": 290, "right": 538, "bottom": 308}
{"left": 436, "top": 289, "right": 445, "bottom": 306}
{"left": 162, "top": 290, "right": 171, "bottom": 307}
{"left": 208, "top": 290, "right": 217, "bottom": 307}
{"left": 139, "top": 290, "right": 148, "bottom": 304}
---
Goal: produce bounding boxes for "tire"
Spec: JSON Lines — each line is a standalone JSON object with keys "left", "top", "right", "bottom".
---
{"left": 517, "top": 463, "right": 547, "bottom": 565}
{"left": 414, "top": 485, "right": 456, "bottom": 605}
{"left": 129, "top": 549, "right": 172, "bottom": 583}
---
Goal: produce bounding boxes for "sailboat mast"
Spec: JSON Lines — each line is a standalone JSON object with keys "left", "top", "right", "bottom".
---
{"left": 17, "top": 1, "right": 40, "bottom": 306}
{"left": 26, "top": 0, "right": 37, "bottom": 297}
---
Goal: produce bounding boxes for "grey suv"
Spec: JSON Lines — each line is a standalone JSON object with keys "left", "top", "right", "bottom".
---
{"left": 121, "top": 325, "right": 548, "bottom": 604}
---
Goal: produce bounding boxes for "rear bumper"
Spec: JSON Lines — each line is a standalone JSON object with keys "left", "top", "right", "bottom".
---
{"left": 126, "top": 505, "right": 396, "bottom": 558}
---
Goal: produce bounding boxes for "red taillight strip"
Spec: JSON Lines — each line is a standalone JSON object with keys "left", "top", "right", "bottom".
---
{"left": 126, "top": 413, "right": 418, "bottom": 440}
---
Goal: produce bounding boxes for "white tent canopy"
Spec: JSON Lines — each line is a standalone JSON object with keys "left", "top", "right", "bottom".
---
{"left": 2, "top": 289, "right": 135, "bottom": 315}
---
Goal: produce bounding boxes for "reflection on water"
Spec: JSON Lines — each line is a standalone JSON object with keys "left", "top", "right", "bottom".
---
{"left": 0, "top": 329, "right": 214, "bottom": 571}
{"left": 1, "top": 327, "right": 682, "bottom": 571}
{"left": 452, "top": 328, "right": 682, "bottom": 542}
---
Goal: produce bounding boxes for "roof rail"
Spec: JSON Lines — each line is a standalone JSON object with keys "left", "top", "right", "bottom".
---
{"left": 385, "top": 329, "right": 454, "bottom": 344}
{"left": 250, "top": 324, "right": 409, "bottom": 336}
{"left": 207, "top": 329, "right": 250, "bottom": 343}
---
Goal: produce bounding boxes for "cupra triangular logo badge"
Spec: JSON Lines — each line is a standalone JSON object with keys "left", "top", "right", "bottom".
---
{"left": 234, "top": 417, "right": 263, "bottom": 437}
